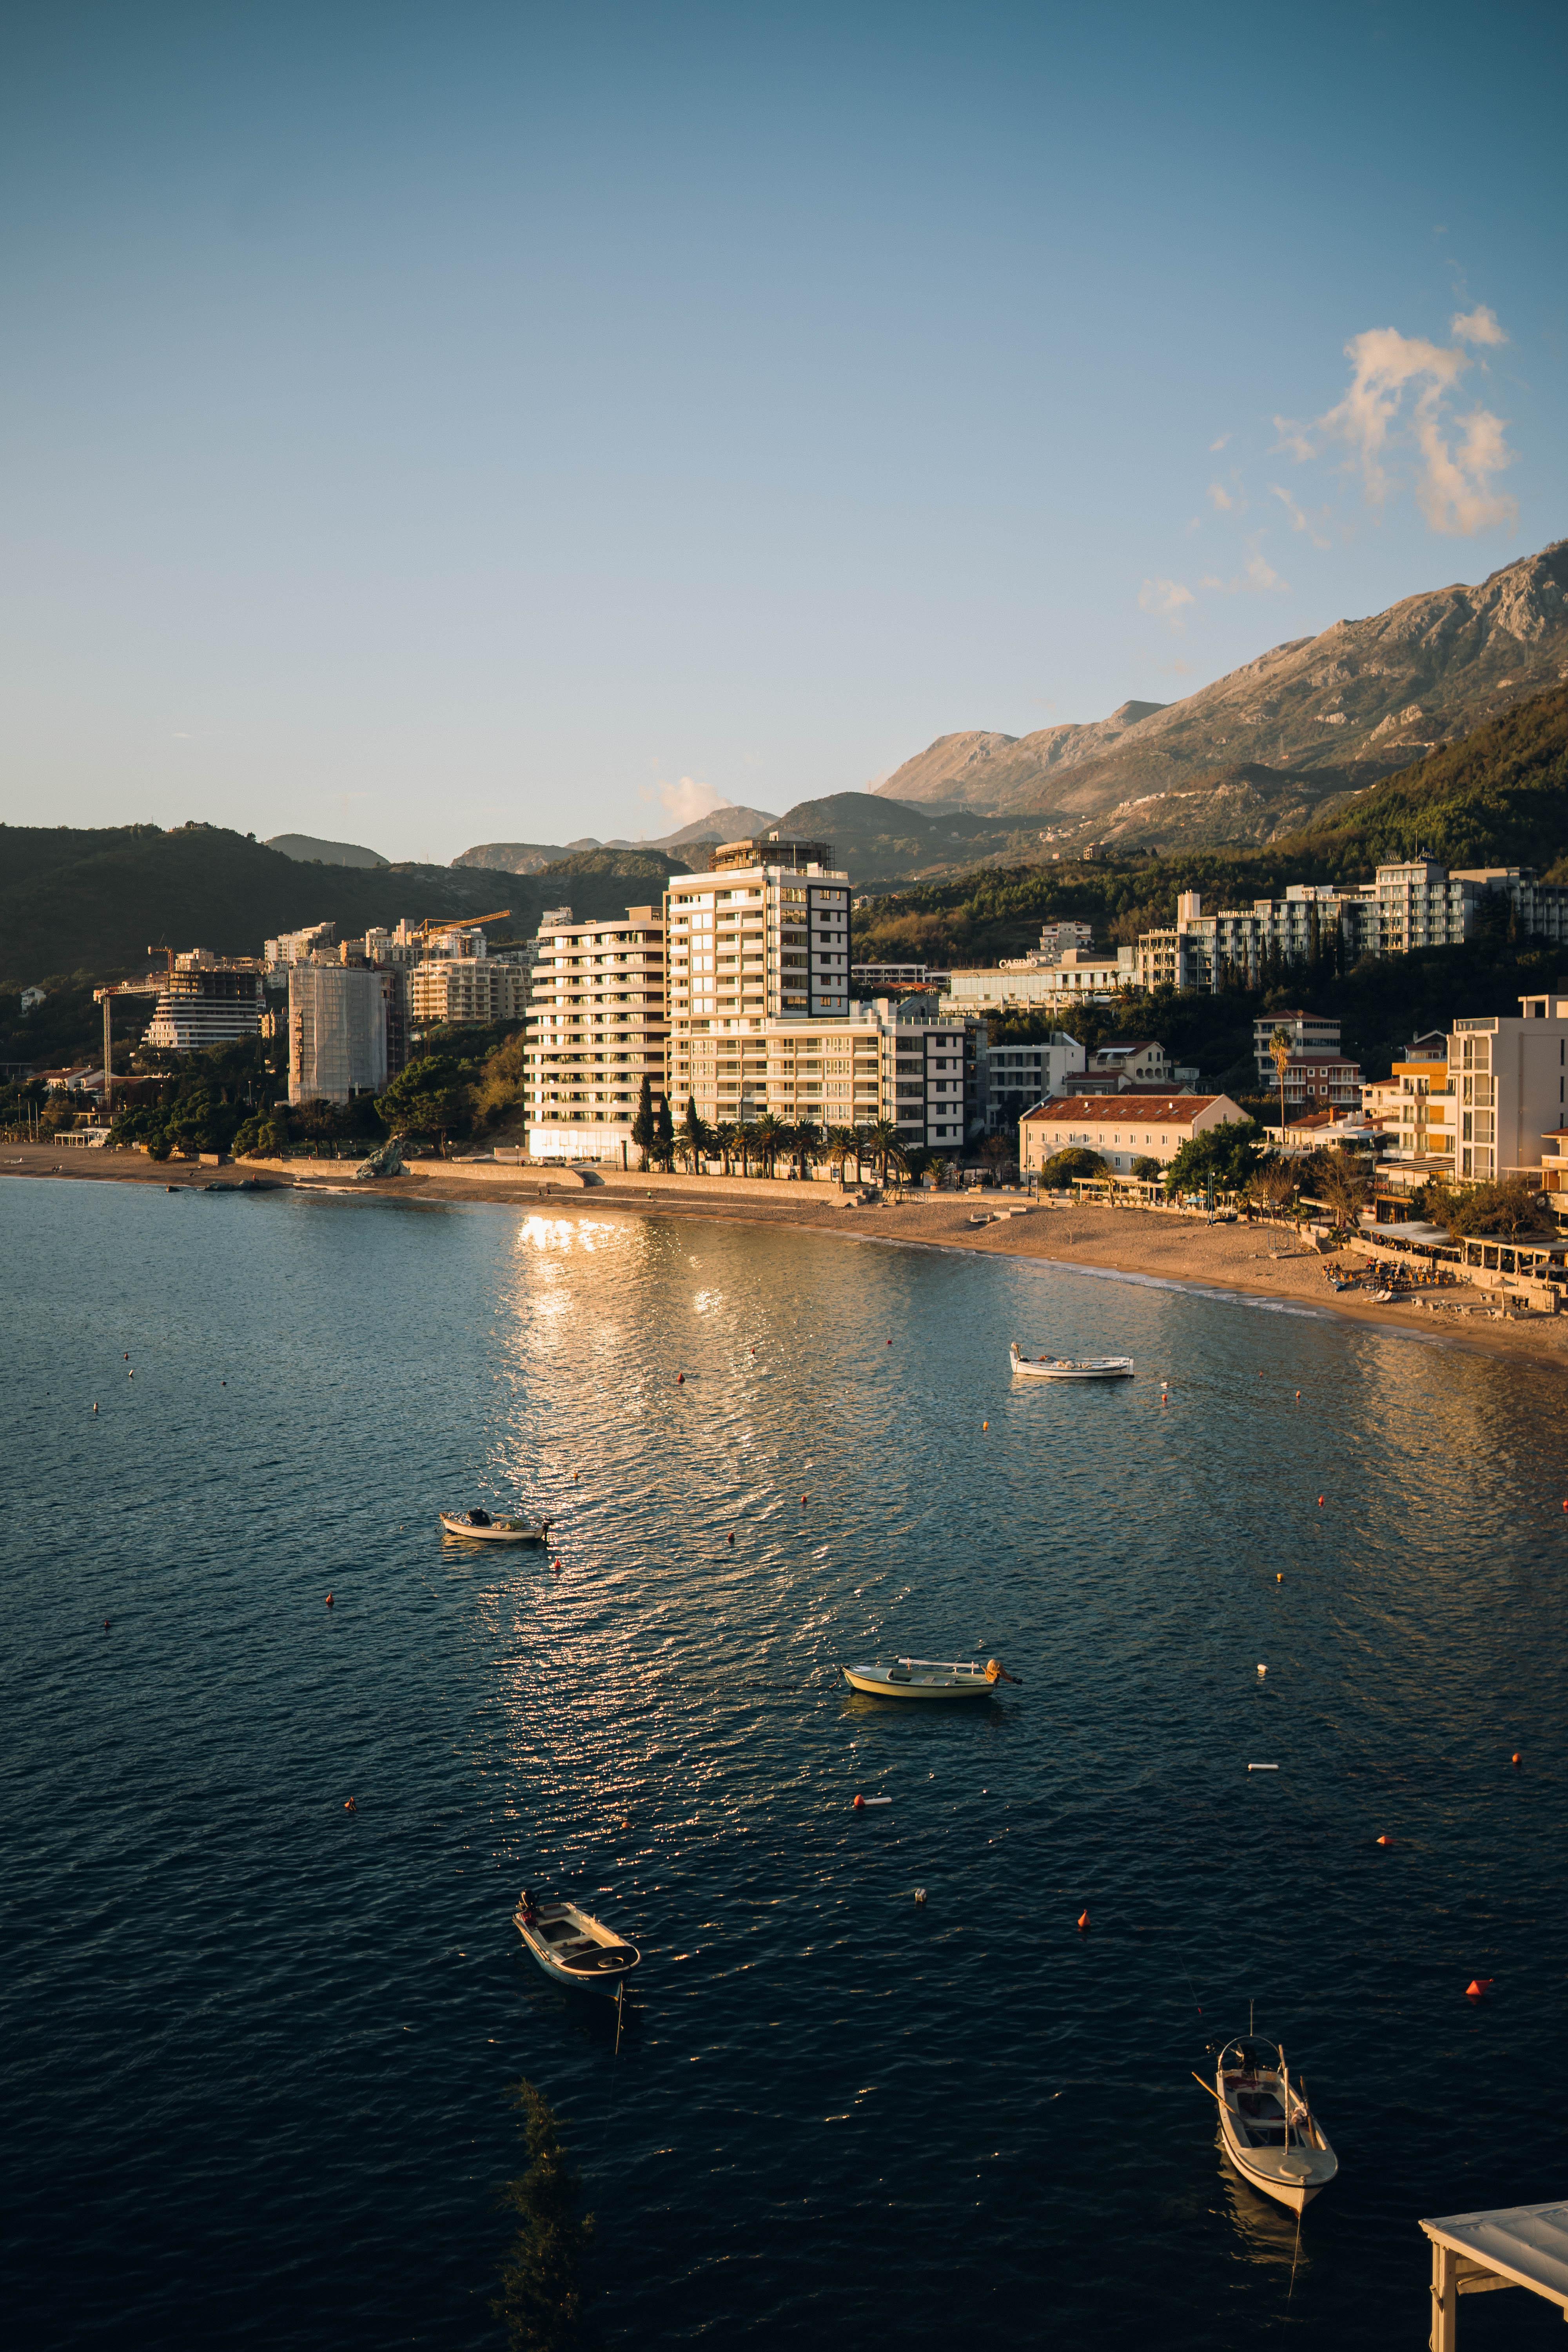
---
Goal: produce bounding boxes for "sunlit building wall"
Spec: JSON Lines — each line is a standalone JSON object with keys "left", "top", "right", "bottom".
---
{"left": 524, "top": 906, "right": 668, "bottom": 1160}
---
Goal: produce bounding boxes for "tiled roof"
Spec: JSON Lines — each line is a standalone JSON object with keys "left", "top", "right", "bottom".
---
{"left": 1021, "top": 1094, "right": 1224, "bottom": 1126}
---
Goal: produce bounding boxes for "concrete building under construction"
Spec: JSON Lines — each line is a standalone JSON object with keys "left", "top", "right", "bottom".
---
{"left": 141, "top": 953, "right": 265, "bottom": 1051}
{"left": 287, "top": 965, "right": 390, "bottom": 1105}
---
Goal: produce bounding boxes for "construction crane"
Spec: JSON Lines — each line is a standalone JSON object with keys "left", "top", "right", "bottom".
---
{"left": 412, "top": 907, "right": 512, "bottom": 940}
{"left": 93, "top": 967, "right": 166, "bottom": 1115}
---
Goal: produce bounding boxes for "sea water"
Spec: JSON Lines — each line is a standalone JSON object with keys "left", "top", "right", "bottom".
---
{"left": 4, "top": 1178, "right": 1567, "bottom": 2348}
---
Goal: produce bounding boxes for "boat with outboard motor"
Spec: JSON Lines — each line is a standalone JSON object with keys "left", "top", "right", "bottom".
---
{"left": 1203, "top": 2028, "right": 1338, "bottom": 2214}
{"left": 513, "top": 1890, "right": 641, "bottom": 1991}
{"left": 439, "top": 1509, "right": 551, "bottom": 1543}
{"left": 840, "top": 1656, "right": 1020, "bottom": 1699}
{"left": 1010, "top": 1343, "right": 1133, "bottom": 1381}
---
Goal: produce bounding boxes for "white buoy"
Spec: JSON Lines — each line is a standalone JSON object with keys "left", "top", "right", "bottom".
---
{"left": 914, "top": 1887, "right": 927, "bottom": 1905}
{"left": 1257, "top": 1663, "right": 1267, "bottom": 1676}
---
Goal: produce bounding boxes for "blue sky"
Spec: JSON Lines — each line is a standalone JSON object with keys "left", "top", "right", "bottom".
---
{"left": 2, "top": 1, "right": 1563, "bottom": 860}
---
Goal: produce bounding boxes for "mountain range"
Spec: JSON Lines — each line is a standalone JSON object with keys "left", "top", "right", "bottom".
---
{"left": 873, "top": 539, "right": 1568, "bottom": 854}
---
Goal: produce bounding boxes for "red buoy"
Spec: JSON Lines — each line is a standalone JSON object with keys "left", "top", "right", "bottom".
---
{"left": 728, "top": 1532, "right": 735, "bottom": 1545}
{"left": 344, "top": 1797, "right": 357, "bottom": 1813}
{"left": 325, "top": 1592, "right": 334, "bottom": 1607}
{"left": 1466, "top": 1978, "right": 1493, "bottom": 1997}
{"left": 1376, "top": 1833, "right": 1392, "bottom": 1846}
{"left": 1318, "top": 1495, "right": 1325, "bottom": 1506}
{"left": 1512, "top": 1751, "right": 1522, "bottom": 1768}
{"left": 887, "top": 1338, "right": 893, "bottom": 1345}
{"left": 853, "top": 1794, "right": 866, "bottom": 1811}
{"left": 676, "top": 1372, "right": 684, "bottom": 1385}
{"left": 1077, "top": 1910, "right": 1090, "bottom": 1932}
{"left": 801, "top": 1494, "right": 808, "bottom": 1504}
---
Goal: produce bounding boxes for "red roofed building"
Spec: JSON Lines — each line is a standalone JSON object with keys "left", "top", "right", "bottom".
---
{"left": 1019, "top": 1092, "right": 1248, "bottom": 1178}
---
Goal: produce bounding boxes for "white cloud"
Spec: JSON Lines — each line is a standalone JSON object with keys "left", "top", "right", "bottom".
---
{"left": 1270, "top": 484, "right": 1331, "bottom": 550}
{"left": 1452, "top": 305, "right": 1506, "bottom": 347}
{"left": 1314, "top": 323, "right": 1516, "bottom": 535}
{"left": 1414, "top": 402, "right": 1516, "bottom": 535}
{"left": 1197, "top": 538, "right": 1289, "bottom": 597}
{"left": 1207, "top": 481, "right": 1235, "bottom": 512}
{"left": 1272, "top": 416, "right": 1317, "bottom": 463}
{"left": 1138, "top": 577, "right": 1194, "bottom": 628}
{"left": 639, "top": 773, "right": 729, "bottom": 826}
{"left": 1209, "top": 433, "right": 1230, "bottom": 452}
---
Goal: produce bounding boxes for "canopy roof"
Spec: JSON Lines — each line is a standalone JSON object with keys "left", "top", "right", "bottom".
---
{"left": 1421, "top": 2203, "right": 1568, "bottom": 2308}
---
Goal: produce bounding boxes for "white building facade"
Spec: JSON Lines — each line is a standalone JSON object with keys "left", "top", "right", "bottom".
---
{"left": 524, "top": 906, "right": 668, "bottom": 1161}
{"left": 287, "top": 965, "right": 389, "bottom": 1105}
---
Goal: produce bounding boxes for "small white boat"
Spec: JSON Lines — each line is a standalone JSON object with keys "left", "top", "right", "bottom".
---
{"left": 1210, "top": 2031, "right": 1338, "bottom": 2215}
{"left": 513, "top": 1894, "right": 641, "bottom": 1990}
{"left": 840, "top": 1657, "right": 1012, "bottom": 1699}
{"left": 439, "top": 1510, "right": 551, "bottom": 1544}
{"left": 1010, "top": 1342, "right": 1134, "bottom": 1381}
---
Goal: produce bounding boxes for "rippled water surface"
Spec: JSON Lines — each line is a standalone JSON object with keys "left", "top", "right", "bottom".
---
{"left": 5, "top": 1178, "right": 1568, "bottom": 2349}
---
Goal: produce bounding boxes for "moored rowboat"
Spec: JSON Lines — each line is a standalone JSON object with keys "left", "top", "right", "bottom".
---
{"left": 1209, "top": 2031, "right": 1338, "bottom": 2215}
{"left": 439, "top": 1510, "right": 551, "bottom": 1543}
{"left": 513, "top": 1894, "right": 641, "bottom": 1990}
{"left": 1010, "top": 1343, "right": 1133, "bottom": 1381}
{"left": 840, "top": 1657, "right": 1013, "bottom": 1699}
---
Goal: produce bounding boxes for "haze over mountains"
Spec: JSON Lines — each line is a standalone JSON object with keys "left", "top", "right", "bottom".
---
{"left": 875, "top": 541, "right": 1568, "bottom": 853}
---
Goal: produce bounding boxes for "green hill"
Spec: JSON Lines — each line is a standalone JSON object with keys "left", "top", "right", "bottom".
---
{"left": 0, "top": 820, "right": 654, "bottom": 988}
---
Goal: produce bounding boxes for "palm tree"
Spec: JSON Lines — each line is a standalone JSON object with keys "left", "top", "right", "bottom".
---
{"left": 1269, "top": 1025, "right": 1293, "bottom": 1150}
{"left": 862, "top": 1117, "right": 904, "bottom": 1188}
{"left": 715, "top": 1120, "right": 739, "bottom": 1177}
{"left": 824, "top": 1125, "right": 857, "bottom": 1187}
{"left": 852, "top": 1122, "right": 878, "bottom": 1185}
{"left": 737, "top": 1120, "right": 758, "bottom": 1178}
{"left": 791, "top": 1119, "right": 823, "bottom": 1182}
{"left": 679, "top": 1096, "right": 712, "bottom": 1172}
{"left": 750, "top": 1111, "right": 787, "bottom": 1178}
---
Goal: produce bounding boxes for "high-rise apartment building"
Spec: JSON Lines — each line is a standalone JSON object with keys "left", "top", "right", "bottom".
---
{"left": 409, "top": 955, "right": 529, "bottom": 1027}
{"left": 663, "top": 848, "right": 852, "bottom": 1125}
{"left": 524, "top": 906, "right": 668, "bottom": 1161}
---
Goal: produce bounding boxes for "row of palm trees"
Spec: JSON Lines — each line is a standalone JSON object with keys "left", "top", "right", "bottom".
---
{"left": 659, "top": 1101, "right": 917, "bottom": 1187}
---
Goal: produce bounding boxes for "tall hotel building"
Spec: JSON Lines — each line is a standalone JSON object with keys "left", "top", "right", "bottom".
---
{"left": 665, "top": 837, "right": 852, "bottom": 1128}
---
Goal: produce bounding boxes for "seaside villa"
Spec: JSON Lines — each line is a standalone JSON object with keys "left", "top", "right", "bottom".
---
{"left": 1019, "top": 1093, "right": 1248, "bottom": 1179}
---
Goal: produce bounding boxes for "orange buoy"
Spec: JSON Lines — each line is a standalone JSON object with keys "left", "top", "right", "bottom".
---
{"left": 982, "top": 1421, "right": 989, "bottom": 1432}
{"left": 325, "top": 1592, "right": 334, "bottom": 1608}
{"left": 1318, "top": 1495, "right": 1325, "bottom": 1506}
{"left": 1511, "top": 1751, "right": 1522, "bottom": 1768}
{"left": 344, "top": 1797, "right": 357, "bottom": 1813}
{"left": 1295, "top": 1390, "right": 1301, "bottom": 1399}
{"left": 93, "top": 1403, "right": 98, "bottom": 1413}
{"left": 727, "top": 1532, "right": 735, "bottom": 1545}
{"left": 1376, "top": 1833, "right": 1393, "bottom": 1846}
{"left": 1276, "top": 1572, "right": 1283, "bottom": 1582}
{"left": 676, "top": 1372, "right": 684, "bottom": 1385}
{"left": 801, "top": 1494, "right": 808, "bottom": 1504}
{"left": 552, "top": 1557, "right": 561, "bottom": 1571}
{"left": 1465, "top": 1977, "right": 1493, "bottom": 1997}
{"left": 1077, "top": 1910, "right": 1090, "bottom": 1932}
{"left": 853, "top": 1794, "right": 865, "bottom": 1811}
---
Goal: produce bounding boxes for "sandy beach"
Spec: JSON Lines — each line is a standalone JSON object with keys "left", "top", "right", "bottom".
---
{"left": 7, "top": 1142, "right": 1564, "bottom": 1367}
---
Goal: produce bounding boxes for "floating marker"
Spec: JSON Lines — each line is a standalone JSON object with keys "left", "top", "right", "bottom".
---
{"left": 853, "top": 1794, "right": 865, "bottom": 1811}
{"left": 727, "top": 1532, "right": 735, "bottom": 1546}
{"left": 914, "top": 1887, "right": 927, "bottom": 1904}
{"left": 1077, "top": 1910, "right": 1090, "bottom": 1932}
{"left": 1257, "top": 1663, "right": 1267, "bottom": 1677}
{"left": 982, "top": 1421, "right": 989, "bottom": 1432}
{"left": 676, "top": 1372, "right": 684, "bottom": 1385}
{"left": 1466, "top": 1978, "right": 1494, "bottom": 1998}
{"left": 103, "top": 1620, "right": 110, "bottom": 1631}
{"left": 1376, "top": 1833, "right": 1393, "bottom": 1847}
{"left": 1318, "top": 1495, "right": 1325, "bottom": 1506}
{"left": 1276, "top": 1572, "right": 1283, "bottom": 1582}
{"left": 344, "top": 1797, "right": 357, "bottom": 1813}
{"left": 801, "top": 1494, "right": 809, "bottom": 1504}
{"left": 863, "top": 1796, "right": 892, "bottom": 1806}
{"left": 1248, "top": 1763, "right": 1279, "bottom": 1772}
{"left": 1512, "top": 1751, "right": 1522, "bottom": 1768}
{"left": 92, "top": 1403, "right": 98, "bottom": 1414}
{"left": 325, "top": 1593, "right": 334, "bottom": 1608}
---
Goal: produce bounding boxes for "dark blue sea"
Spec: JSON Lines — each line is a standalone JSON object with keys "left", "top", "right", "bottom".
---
{"left": 5, "top": 1177, "right": 1568, "bottom": 2349}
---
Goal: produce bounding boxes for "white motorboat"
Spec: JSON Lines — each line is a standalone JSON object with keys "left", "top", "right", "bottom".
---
{"left": 1010, "top": 1342, "right": 1134, "bottom": 1381}
{"left": 439, "top": 1510, "right": 551, "bottom": 1543}
{"left": 839, "top": 1657, "right": 1014, "bottom": 1699}
{"left": 1209, "top": 2031, "right": 1338, "bottom": 2215}
{"left": 513, "top": 1894, "right": 641, "bottom": 1990}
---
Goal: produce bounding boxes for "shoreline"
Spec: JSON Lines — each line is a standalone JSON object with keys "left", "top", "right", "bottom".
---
{"left": 7, "top": 1143, "right": 1565, "bottom": 1368}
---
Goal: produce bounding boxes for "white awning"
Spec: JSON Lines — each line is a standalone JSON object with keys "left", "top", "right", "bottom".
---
{"left": 1421, "top": 2202, "right": 1568, "bottom": 2307}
